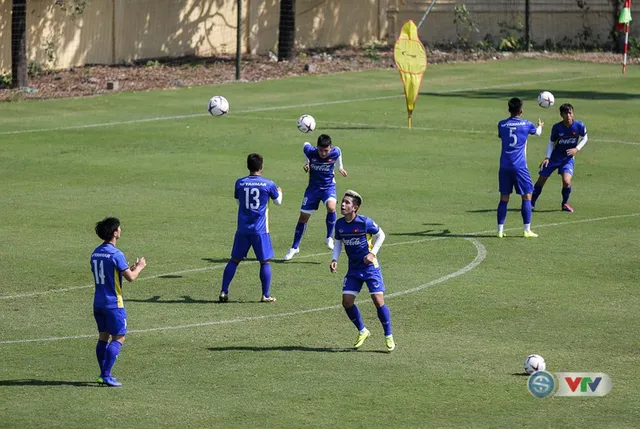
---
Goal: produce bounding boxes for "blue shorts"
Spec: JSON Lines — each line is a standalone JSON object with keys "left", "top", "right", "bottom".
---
{"left": 301, "top": 186, "right": 337, "bottom": 213}
{"left": 499, "top": 167, "right": 533, "bottom": 195}
{"left": 94, "top": 307, "right": 127, "bottom": 336}
{"left": 539, "top": 157, "right": 574, "bottom": 177}
{"left": 231, "top": 232, "right": 274, "bottom": 261}
{"left": 342, "top": 268, "right": 386, "bottom": 295}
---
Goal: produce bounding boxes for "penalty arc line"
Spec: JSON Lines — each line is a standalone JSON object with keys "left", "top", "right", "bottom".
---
{"left": 0, "top": 238, "right": 486, "bottom": 345}
{"left": 0, "top": 212, "right": 638, "bottom": 301}
{"left": 0, "top": 73, "right": 618, "bottom": 136}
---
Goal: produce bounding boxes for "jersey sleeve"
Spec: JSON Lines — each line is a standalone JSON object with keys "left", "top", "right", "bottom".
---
{"left": 549, "top": 124, "right": 559, "bottom": 142}
{"left": 303, "top": 143, "right": 314, "bottom": 158}
{"left": 233, "top": 180, "right": 239, "bottom": 200}
{"left": 268, "top": 180, "right": 279, "bottom": 200}
{"left": 365, "top": 217, "right": 380, "bottom": 235}
{"left": 580, "top": 123, "right": 587, "bottom": 136}
{"left": 528, "top": 121, "right": 537, "bottom": 135}
{"left": 334, "top": 221, "right": 342, "bottom": 240}
{"left": 113, "top": 251, "right": 129, "bottom": 272}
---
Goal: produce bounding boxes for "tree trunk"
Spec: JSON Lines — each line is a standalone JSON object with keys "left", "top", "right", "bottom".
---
{"left": 11, "top": 0, "right": 28, "bottom": 88}
{"left": 277, "top": 0, "right": 296, "bottom": 62}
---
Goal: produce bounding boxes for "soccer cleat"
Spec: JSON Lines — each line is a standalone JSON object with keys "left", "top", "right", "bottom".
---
{"left": 385, "top": 335, "right": 396, "bottom": 352}
{"left": 261, "top": 295, "right": 277, "bottom": 303}
{"left": 523, "top": 230, "right": 539, "bottom": 238}
{"left": 219, "top": 291, "right": 228, "bottom": 303}
{"left": 497, "top": 232, "right": 506, "bottom": 239}
{"left": 562, "top": 203, "right": 574, "bottom": 213}
{"left": 283, "top": 247, "right": 300, "bottom": 261}
{"left": 325, "top": 237, "right": 335, "bottom": 250}
{"left": 353, "top": 328, "right": 371, "bottom": 349}
{"left": 102, "top": 376, "right": 122, "bottom": 387}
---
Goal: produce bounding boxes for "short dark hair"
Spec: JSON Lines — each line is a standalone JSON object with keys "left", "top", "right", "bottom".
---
{"left": 508, "top": 97, "right": 523, "bottom": 115}
{"left": 317, "top": 134, "right": 332, "bottom": 148}
{"left": 559, "top": 103, "right": 574, "bottom": 115}
{"left": 95, "top": 217, "right": 120, "bottom": 241}
{"left": 247, "top": 153, "right": 263, "bottom": 173}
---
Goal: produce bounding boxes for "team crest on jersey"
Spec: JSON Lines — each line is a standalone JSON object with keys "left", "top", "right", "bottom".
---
{"left": 327, "top": 158, "right": 333, "bottom": 162}
{"left": 354, "top": 228, "right": 360, "bottom": 233}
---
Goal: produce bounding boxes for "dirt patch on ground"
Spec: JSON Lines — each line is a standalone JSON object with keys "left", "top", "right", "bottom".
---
{"left": 0, "top": 48, "right": 635, "bottom": 102}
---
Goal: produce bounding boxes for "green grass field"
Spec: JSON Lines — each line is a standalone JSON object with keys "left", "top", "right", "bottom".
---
{"left": 1, "top": 58, "right": 639, "bottom": 428}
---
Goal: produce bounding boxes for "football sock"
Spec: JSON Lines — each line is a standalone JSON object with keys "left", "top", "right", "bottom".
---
{"left": 96, "top": 340, "right": 108, "bottom": 373}
{"left": 532, "top": 183, "right": 543, "bottom": 206}
{"left": 497, "top": 200, "right": 508, "bottom": 227}
{"left": 221, "top": 260, "right": 239, "bottom": 294}
{"left": 562, "top": 186, "right": 572, "bottom": 204}
{"left": 376, "top": 305, "right": 392, "bottom": 336}
{"left": 345, "top": 304, "right": 365, "bottom": 331}
{"left": 521, "top": 199, "right": 532, "bottom": 225}
{"left": 291, "top": 222, "right": 307, "bottom": 249}
{"left": 325, "top": 211, "right": 337, "bottom": 239}
{"left": 259, "top": 263, "right": 272, "bottom": 297}
{"left": 102, "top": 340, "right": 122, "bottom": 378}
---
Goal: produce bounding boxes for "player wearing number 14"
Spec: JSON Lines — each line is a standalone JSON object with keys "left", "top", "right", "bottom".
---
{"left": 496, "top": 97, "right": 544, "bottom": 238}
{"left": 219, "top": 153, "right": 283, "bottom": 303}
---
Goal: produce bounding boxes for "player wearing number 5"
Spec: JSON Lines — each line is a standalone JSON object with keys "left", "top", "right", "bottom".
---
{"left": 91, "top": 216, "right": 147, "bottom": 387}
{"left": 496, "top": 97, "right": 544, "bottom": 238}
{"left": 219, "top": 153, "right": 283, "bottom": 303}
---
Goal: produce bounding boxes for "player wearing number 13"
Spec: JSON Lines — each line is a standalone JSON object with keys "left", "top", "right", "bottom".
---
{"left": 496, "top": 97, "right": 544, "bottom": 238}
{"left": 219, "top": 153, "right": 283, "bottom": 303}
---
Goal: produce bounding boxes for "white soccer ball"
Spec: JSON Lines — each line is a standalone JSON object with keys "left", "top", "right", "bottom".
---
{"left": 208, "top": 95, "right": 229, "bottom": 116}
{"left": 297, "top": 114, "right": 316, "bottom": 133}
{"left": 537, "top": 91, "right": 555, "bottom": 108}
{"left": 524, "top": 354, "right": 547, "bottom": 375}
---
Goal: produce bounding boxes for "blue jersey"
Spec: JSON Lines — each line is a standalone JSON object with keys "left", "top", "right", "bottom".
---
{"left": 91, "top": 243, "right": 129, "bottom": 309}
{"left": 234, "top": 175, "right": 280, "bottom": 235}
{"left": 304, "top": 143, "right": 341, "bottom": 190}
{"left": 549, "top": 120, "right": 587, "bottom": 163}
{"left": 334, "top": 214, "right": 381, "bottom": 271}
{"left": 497, "top": 117, "right": 537, "bottom": 169}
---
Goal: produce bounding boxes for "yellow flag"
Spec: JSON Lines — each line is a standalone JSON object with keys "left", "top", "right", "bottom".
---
{"left": 394, "top": 20, "right": 427, "bottom": 128}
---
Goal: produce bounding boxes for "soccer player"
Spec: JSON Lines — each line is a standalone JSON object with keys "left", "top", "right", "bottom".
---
{"left": 329, "top": 190, "right": 395, "bottom": 352}
{"left": 219, "top": 153, "right": 283, "bottom": 303}
{"left": 283, "top": 134, "right": 347, "bottom": 261}
{"left": 531, "top": 103, "right": 588, "bottom": 213}
{"left": 91, "top": 217, "right": 147, "bottom": 387}
{"left": 497, "top": 97, "right": 544, "bottom": 238}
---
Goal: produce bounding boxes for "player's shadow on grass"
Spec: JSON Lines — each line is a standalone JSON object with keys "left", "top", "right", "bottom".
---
{"left": 127, "top": 295, "right": 219, "bottom": 304}
{"left": 389, "top": 228, "right": 495, "bottom": 238}
{"left": 202, "top": 257, "right": 320, "bottom": 265}
{"left": 207, "top": 345, "right": 387, "bottom": 354}
{"left": 467, "top": 208, "right": 558, "bottom": 213}
{"left": 0, "top": 379, "right": 102, "bottom": 387}
{"left": 511, "top": 372, "right": 530, "bottom": 377}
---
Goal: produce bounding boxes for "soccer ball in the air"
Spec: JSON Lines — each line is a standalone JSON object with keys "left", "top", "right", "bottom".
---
{"left": 208, "top": 95, "right": 229, "bottom": 116}
{"left": 297, "top": 114, "right": 316, "bottom": 133}
{"left": 537, "top": 91, "right": 555, "bottom": 108}
{"left": 524, "top": 354, "right": 547, "bottom": 375}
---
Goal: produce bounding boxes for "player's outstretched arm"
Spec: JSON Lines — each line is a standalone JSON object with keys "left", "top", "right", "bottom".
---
{"left": 124, "top": 257, "right": 147, "bottom": 282}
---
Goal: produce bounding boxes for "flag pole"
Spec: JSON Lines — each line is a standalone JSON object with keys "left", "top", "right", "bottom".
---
{"left": 623, "top": 23, "right": 629, "bottom": 74}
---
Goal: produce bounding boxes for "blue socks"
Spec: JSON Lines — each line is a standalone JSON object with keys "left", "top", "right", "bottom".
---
{"left": 96, "top": 340, "right": 108, "bottom": 373}
{"left": 291, "top": 222, "right": 307, "bottom": 249}
{"left": 260, "top": 263, "right": 272, "bottom": 297}
{"left": 326, "top": 211, "right": 337, "bottom": 239}
{"left": 376, "top": 305, "right": 392, "bottom": 336}
{"left": 101, "top": 340, "right": 122, "bottom": 378}
{"left": 521, "top": 199, "right": 532, "bottom": 225}
{"left": 562, "top": 186, "right": 572, "bottom": 204}
{"left": 497, "top": 200, "right": 508, "bottom": 226}
{"left": 532, "top": 183, "right": 543, "bottom": 206}
{"left": 345, "top": 304, "right": 365, "bottom": 331}
{"left": 221, "top": 260, "right": 239, "bottom": 294}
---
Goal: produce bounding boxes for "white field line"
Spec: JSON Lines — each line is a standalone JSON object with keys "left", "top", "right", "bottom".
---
{"left": 0, "top": 237, "right": 485, "bottom": 344}
{"left": 0, "top": 73, "right": 618, "bottom": 136}
{"left": 1, "top": 212, "right": 637, "bottom": 301}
